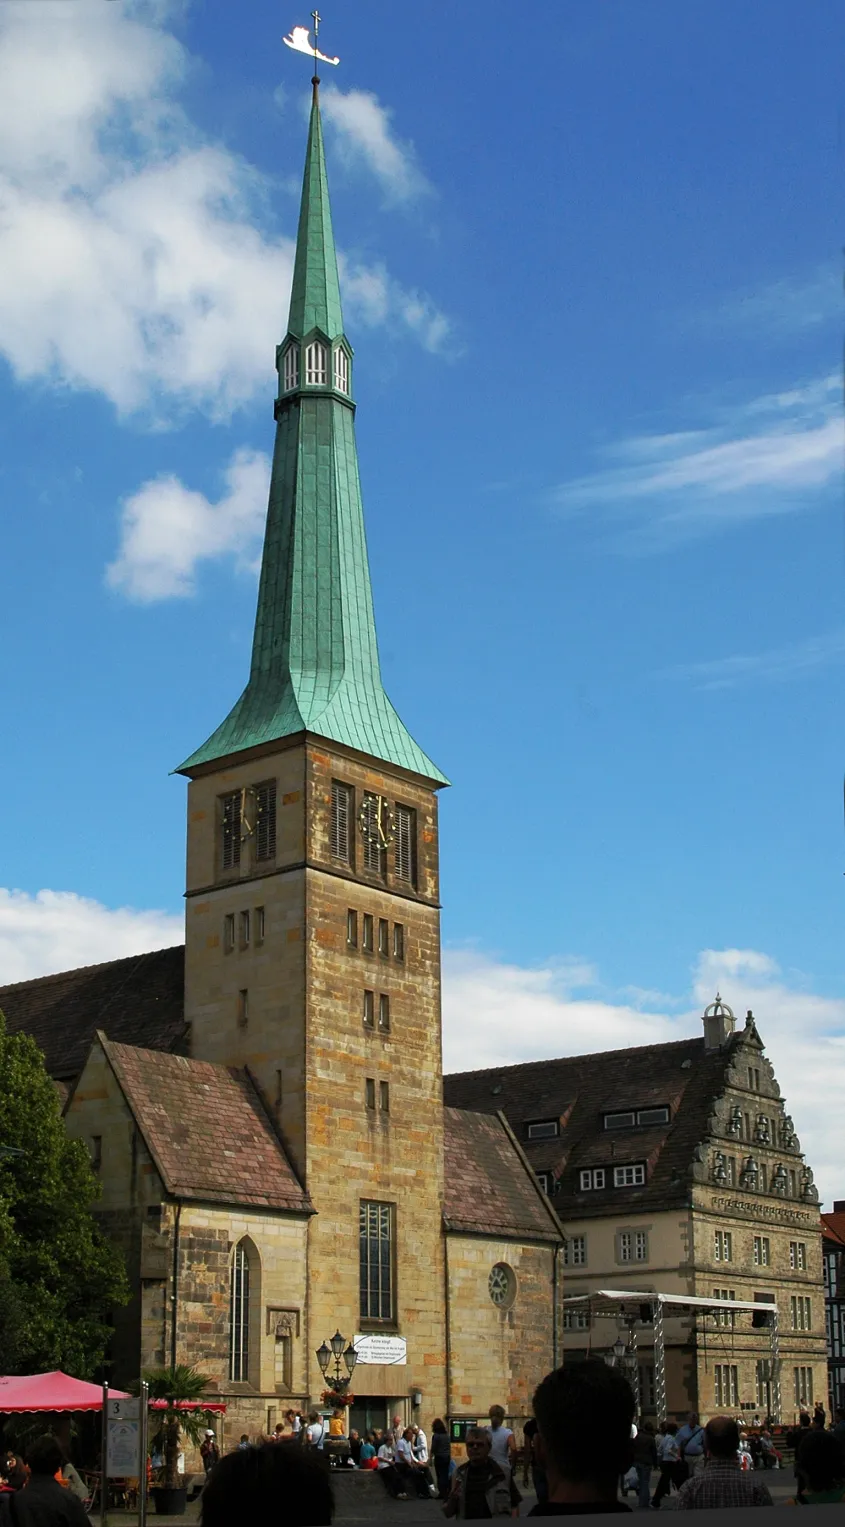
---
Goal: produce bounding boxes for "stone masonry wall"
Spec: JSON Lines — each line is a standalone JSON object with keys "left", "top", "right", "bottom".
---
{"left": 446, "top": 1236, "right": 556, "bottom": 1421}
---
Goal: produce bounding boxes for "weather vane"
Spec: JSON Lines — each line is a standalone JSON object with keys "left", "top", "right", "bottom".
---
{"left": 283, "top": 11, "right": 340, "bottom": 86}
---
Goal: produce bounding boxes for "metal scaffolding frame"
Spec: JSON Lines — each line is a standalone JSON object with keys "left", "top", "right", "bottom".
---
{"left": 561, "top": 1288, "right": 782, "bottom": 1424}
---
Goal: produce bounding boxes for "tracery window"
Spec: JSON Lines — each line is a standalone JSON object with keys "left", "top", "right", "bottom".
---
{"left": 305, "top": 340, "right": 328, "bottom": 385}
{"left": 334, "top": 346, "right": 349, "bottom": 393}
{"left": 229, "top": 1240, "right": 251, "bottom": 1382}
{"left": 283, "top": 345, "right": 299, "bottom": 392}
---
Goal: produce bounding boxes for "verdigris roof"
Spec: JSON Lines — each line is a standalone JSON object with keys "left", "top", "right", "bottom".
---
{"left": 177, "top": 89, "right": 446, "bottom": 786}
{"left": 444, "top": 1036, "right": 737, "bottom": 1219}
{"left": 99, "top": 1035, "right": 311, "bottom": 1214}
{"left": 0, "top": 946, "right": 186, "bottom": 1082}
{"left": 443, "top": 1106, "right": 562, "bottom": 1242}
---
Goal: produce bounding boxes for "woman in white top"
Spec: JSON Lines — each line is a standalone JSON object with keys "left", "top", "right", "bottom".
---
{"left": 376, "top": 1440, "right": 406, "bottom": 1499}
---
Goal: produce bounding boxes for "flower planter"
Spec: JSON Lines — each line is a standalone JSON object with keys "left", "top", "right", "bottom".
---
{"left": 152, "top": 1486, "right": 188, "bottom": 1516}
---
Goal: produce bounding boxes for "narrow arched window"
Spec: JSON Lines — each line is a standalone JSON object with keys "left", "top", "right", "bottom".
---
{"left": 229, "top": 1240, "right": 250, "bottom": 1382}
{"left": 305, "top": 340, "right": 327, "bottom": 385}
{"left": 333, "top": 346, "right": 349, "bottom": 394}
{"left": 283, "top": 345, "right": 299, "bottom": 392}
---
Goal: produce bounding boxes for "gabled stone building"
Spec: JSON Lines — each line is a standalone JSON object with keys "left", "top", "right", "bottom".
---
{"left": 0, "top": 79, "right": 562, "bottom": 1441}
{"left": 445, "top": 998, "right": 827, "bottom": 1422}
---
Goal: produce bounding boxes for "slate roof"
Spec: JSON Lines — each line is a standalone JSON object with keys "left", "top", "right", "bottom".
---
{"left": 0, "top": 947, "right": 186, "bottom": 1081}
{"left": 444, "top": 1035, "right": 738, "bottom": 1219}
{"left": 443, "top": 1106, "right": 562, "bottom": 1242}
{"left": 821, "top": 1210, "right": 845, "bottom": 1249}
{"left": 99, "top": 1035, "right": 311, "bottom": 1213}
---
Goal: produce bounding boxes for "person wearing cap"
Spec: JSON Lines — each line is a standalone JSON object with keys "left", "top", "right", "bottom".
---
{"left": 200, "top": 1431, "right": 220, "bottom": 1477}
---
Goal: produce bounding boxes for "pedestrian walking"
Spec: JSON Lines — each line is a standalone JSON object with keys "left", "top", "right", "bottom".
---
{"left": 676, "top": 1413, "right": 705, "bottom": 1478}
{"left": 651, "top": 1422, "right": 683, "bottom": 1508}
{"left": 486, "top": 1406, "right": 517, "bottom": 1482}
{"left": 632, "top": 1422, "right": 657, "bottom": 1511}
{"left": 200, "top": 1431, "right": 220, "bottom": 1477}
{"left": 672, "top": 1418, "right": 773, "bottom": 1509}
{"left": 431, "top": 1420, "right": 453, "bottom": 1501}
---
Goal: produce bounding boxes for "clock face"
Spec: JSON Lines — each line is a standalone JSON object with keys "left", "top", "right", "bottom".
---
{"left": 357, "top": 794, "right": 395, "bottom": 847}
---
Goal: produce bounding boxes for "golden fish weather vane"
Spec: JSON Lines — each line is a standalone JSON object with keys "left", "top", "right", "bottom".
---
{"left": 283, "top": 12, "right": 340, "bottom": 70}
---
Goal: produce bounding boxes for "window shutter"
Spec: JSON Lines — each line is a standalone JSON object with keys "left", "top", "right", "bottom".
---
{"left": 255, "top": 781, "right": 277, "bottom": 861}
{"left": 222, "top": 792, "right": 242, "bottom": 870}
{"left": 331, "top": 781, "right": 353, "bottom": 863}
{"left": 394, "top": 804, "right": 417, "bottom": 884}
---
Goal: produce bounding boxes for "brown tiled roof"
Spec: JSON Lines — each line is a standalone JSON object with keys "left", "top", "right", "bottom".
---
{"left": 0, "top": 947, "right": 187, "bottom": 1081}
{"left": 444, "top": 1035, "right": 738, "bottom": 1219}
{"left": 821, "top": 1212, "right": 845, "bottom": 1249}
{"left": 100, "top": 1035, "right": 311, "bottom": 1214}
{"left": 443, "top": 1106, "right": 562, "bottom": 1242}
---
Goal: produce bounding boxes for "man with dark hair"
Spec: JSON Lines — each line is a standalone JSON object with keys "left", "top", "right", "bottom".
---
{"left": 787, "top": 1428, "right": 845, "bottom": 1504}
{"left": 673, "top": 1417, "right": 772, "bottom": 1509}
{"left": 528, "top": 1359, "right": 635, "bottom": 1514}
{"left": 200, "top": 1441, "right": 333, "bottom": 1526}
{"left": 3, "top": 1437, "right": 90, "bottom": 1527}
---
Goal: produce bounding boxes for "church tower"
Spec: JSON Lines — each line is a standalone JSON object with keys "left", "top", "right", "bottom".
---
{"left": 177, "top": 79, "right": 448, "bottom": 1412}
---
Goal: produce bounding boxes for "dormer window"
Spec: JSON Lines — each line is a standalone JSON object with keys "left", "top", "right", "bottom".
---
{"left": 603, "top": 1106, "right": 669, "bottom": 1130}
{"left": 526, "top": 1119, "right": 559, "bottom": 1141}
{"left": 334, "top": 346, "right": 349, "bottom": 393}
{"left": 305, "top": 340, "right": 327, "bottom": 385}
{"left": 283, "top": 344, "right": 299, "bottom": 392}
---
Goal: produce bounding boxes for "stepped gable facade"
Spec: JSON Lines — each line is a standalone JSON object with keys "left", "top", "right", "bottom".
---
{"left": 445, "top": 999, "right": 827, "bottom": 1421}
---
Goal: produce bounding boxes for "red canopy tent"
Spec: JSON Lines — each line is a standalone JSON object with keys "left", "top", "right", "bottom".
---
{"left": 149, "top": 1401, "right": 226, "bottom": 1413}
{"left": 0, "top": 1372, "right": 130, "bottom": 1412}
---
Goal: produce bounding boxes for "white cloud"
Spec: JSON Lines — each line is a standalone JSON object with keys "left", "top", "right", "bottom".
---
{"left": 0, "top": 888, "right": 182, "bottom": 989}
{"left": 443, "top": 945, "right": 845, "bottom": 1211}
{"left": 555, "top": 374, "right": 842, "bottom": 546}
{"left": 340, "top": 257, "right": 451, "bottom": 354}
{"left": 320, "top": 87, "right": 430, "bottom": 202}
{"left": 5, "top": 876, "right": 838, "bottom": 1212}
{"left": 106, "top": 447, "right": 270, "bottom": 601}
{"left": 664, "top": 627, "right": 845, "bottom": 691}
{"left": 0, "top": 3, "right": 449, "bottom": 418}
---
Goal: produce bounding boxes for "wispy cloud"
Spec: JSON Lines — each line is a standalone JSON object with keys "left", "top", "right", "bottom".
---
{"left": 106, "top": 447, "right": 270, "bottom": 601}
{"left": 719, "top": 265, "right": 843, "bottom": 336}
{"left": 554, "top": 374, "right": 842, "bottom": 548}
{"left": 664, "top": 627, "right": 845, "bottom": 691}
{"left": 320, "top": 87, "right": 430, "bottom": 203}
{"left": 340, "top": 256, "right": 451, "bottom": 354}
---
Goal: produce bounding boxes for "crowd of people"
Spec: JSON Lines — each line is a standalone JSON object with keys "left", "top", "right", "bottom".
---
{"left": 3, "top": 1384, "right": 845, "bottom": 1522}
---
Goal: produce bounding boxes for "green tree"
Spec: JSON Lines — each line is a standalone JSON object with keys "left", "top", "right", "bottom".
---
{"left": 140, "top": 1366, "right": 213, "bottom": 1490}
{"left": 0, "top": 1011, "right": 129, "bottom": 1376}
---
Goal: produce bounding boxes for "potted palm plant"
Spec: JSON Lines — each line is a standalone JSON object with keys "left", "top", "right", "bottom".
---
{"left": 139, "top": 1365, "right": 214, "bottom": 1516}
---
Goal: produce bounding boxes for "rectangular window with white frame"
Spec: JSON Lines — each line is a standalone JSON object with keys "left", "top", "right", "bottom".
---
{"left": 634, "top": 1231, "right": 648, "bottom": 1262}
{"left": 794, "top": 1367, "right": 813, "bottom": 1408}
{"left": 715, "top": 1365, "right": 739, "bottom": 1407}
{"left": 712, "top": 1288, "right": 736, "bottom": 1328}
{"left": 579, "top": 1168, "right": 606, "bottom": 1191}
{"left": 359, "top": 1200, "right": 395, "bottom": 1324}
{"left": 527, "top": 1120, "right": 559, "bottom": 1140}
{"left": 714, "top": 1229, "right": 733, "bottom": 1262}
{"left": 563, "top": 1306, "right": 589, "bottom": 1331}
{"left": 791, "top": 1296, "right": 812, "bottom": 1331}
{"left": 613, "top": 1164, "right": 646, "bottom": 1187}
{"left": 790, "top": 1241, "right": 807, "bottom": 1272}
{"left": 753, "top": 1235, "right": 770, "bottom": 1266}
{"left": 564, "top": 1236, "right": 587, "bottom": 1267}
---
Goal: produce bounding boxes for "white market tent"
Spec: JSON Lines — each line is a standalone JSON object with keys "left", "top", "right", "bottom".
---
{"left": 560, "top": 1289, "right": 782, "bottom": 1423}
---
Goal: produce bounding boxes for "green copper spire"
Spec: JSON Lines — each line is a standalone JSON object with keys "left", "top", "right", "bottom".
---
{"left": 178, "top": 87, "right": 446, "bottom": 785}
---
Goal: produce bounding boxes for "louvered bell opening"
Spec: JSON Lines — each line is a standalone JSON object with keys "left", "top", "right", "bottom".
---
{"left": 331, "top": 781, "right": 353, "bottom": 864}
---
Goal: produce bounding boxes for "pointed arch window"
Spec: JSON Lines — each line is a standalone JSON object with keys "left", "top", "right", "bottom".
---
{"left": 333, "top": 346, "right": 349, "bottom": 394}
{"left": 305, "top": 340, "right": 327, "bottom": 385}
{"left": 229, "top": 1240, "right": 251, "bottom": 1382}
{"left": 283, "top": 345, "right": 299, "bottom": 393}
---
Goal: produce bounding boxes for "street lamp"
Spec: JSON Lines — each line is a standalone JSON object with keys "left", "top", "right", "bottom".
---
{"left": 315, "top": 1331, "right": 357, "bottom": 1394}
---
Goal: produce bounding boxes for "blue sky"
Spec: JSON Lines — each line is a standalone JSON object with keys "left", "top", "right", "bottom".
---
{"left": 1, "top": 0, "right": 844, "bottom": 1202}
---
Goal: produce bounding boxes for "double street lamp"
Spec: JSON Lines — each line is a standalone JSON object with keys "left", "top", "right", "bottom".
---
{"left": 315, "top": 1330, "right": 358, "bottom": 1394}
